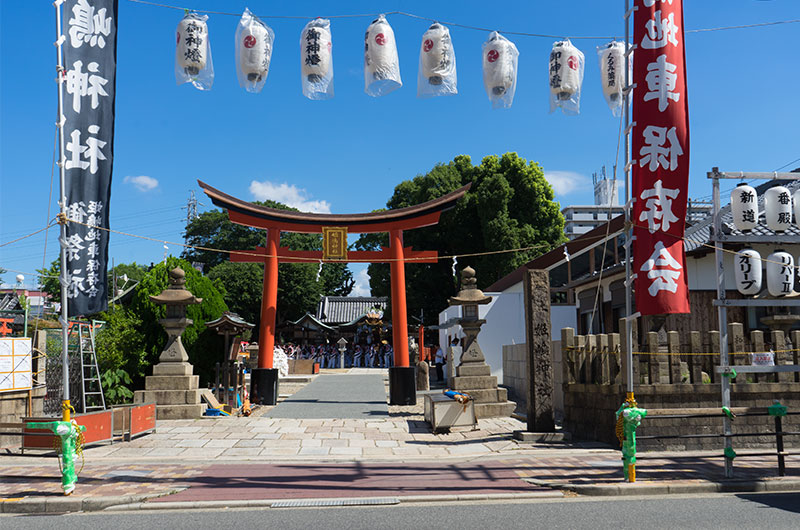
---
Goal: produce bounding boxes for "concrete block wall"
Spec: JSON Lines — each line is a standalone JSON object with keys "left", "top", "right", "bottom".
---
{"left": 0, "top": 386, "right": 46, "bottom": 449}
{"left": 502, "top": 344, "right": 528, "bottom": 413}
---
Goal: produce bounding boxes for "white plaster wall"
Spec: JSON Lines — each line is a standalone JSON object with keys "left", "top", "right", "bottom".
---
{"left": 550, "top": 305, "right": 576, "bottom": 340}
{"left": 437, "top": 292, "right": 526, "bottom": 381}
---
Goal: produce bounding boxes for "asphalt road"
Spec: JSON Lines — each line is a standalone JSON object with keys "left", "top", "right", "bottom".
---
{"left": 266, "top": 374, "right": 389, "bottom": 419}
{"left": 4, "top": 492, "right": 799, "bottom": 529}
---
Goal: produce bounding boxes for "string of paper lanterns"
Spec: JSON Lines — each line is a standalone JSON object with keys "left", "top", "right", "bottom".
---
{"left": 174, "top": 9, "right": 626, "bottom": 112}
{"left": 730, "top": 183, "right": 800, "bottom": 297}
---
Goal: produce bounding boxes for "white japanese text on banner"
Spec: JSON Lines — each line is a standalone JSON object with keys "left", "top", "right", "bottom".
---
{"left": 62, "top": 0, "right": 117, "bottom": 315}
{"left": 632, "top": 0, "right": 690, "bottom": 314}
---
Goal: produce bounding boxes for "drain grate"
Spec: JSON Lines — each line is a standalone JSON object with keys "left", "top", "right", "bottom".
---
{"left": 271, "top": 497, "right": 400, "bottom": 508}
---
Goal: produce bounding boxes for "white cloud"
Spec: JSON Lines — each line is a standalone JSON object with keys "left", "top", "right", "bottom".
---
{"left": 124, "top": 175, "right": 159, "bottom": 192}
{"left": 249, "top": 180, "right": 331, "bottom": 213}
{"left": 543, "top": 171, "right": 590, "bottom": 196}
{"left": 351, "top": 267, "right": 371, "bottom": 297}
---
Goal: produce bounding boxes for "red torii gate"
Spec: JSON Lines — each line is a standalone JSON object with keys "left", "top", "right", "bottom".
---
{"left": 199, "top": 180, "right": 470, "bottom": 405}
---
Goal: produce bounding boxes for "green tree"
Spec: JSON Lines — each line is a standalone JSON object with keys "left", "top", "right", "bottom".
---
{"left": 94, "top": 304, "right": 147, "bottom": 379}
{"left": 37, "top": 259, "right": 61, "bottom": 303}
{"left": 357, "top": 153, "right": 566, "bottom": 322}
{"left": 128, "top": 256, "right": 228, "bottom": 385}
{"left": 0, "top": 267, "right": 5, "bottom": 284}
{"left": 109, "top": 262, "right": 148, "bottom": 287}
{"left": 183, "top": 200, "right": 353, "bottom": 326}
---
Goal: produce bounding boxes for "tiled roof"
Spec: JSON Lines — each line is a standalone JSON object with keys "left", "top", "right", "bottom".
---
{"left": 684, "top": 178, "right": 800, "bottom": 253}
{"left": 316, "top": 296, "right": 388, "bottom": 325}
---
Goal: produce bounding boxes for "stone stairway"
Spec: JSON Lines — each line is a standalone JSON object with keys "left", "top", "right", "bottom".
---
{"left": 451, "top": 365, "right": 516, "bottom": 419}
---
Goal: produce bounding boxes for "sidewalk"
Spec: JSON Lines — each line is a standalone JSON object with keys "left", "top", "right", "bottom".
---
{"left": 2, "top": 370, "right": 798, "bottom": 514}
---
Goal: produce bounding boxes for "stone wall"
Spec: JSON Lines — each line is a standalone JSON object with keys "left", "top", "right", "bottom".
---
{"left": 502, "top": 344, "right": 528, "bottom": 413}
{"left": 0, "top": 386, "right": 46, "bottom": 450}
{"left": 564, "top": 382, "right": 800, "bottom": 451}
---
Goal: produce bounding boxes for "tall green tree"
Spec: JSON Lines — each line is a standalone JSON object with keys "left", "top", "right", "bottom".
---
{"left": 357, "top": 153, "right": 566, "bottom": 322}
{"left": 37, "top": 259, "right": 61, "bottom": 303}
{"left": 127, "top": 256, "right": 228, "bottom": 385}
{"left": 183, "top": 200, "right": 353, "bottom": 326}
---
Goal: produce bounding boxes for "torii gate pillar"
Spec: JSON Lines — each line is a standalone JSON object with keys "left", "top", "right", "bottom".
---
{"left": 388, "top": 229, "right": 415, "bottom": 404}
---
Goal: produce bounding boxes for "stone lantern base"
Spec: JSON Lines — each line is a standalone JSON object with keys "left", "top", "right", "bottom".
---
{"left": 134, "top": 362, "right": 206, "bottom": 419}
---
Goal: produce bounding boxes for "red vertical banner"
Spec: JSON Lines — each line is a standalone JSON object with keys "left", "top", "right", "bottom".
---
{"left": 632, "top": 0, "right": 690, "bottom": 314}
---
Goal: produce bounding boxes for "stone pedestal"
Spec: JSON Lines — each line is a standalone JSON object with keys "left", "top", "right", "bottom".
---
{"left": 134, "top": 362, "right": 205, "bottom": 419}
{"left": 451, "top": 348, "right": 516, "bottom": 418}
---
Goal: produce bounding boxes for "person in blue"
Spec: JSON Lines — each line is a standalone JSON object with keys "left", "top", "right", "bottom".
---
{"left": 353, "top": 345, "right": 363, "bottom": 367}
{"left": 383, "top": 343, "right": 393, "bottom": 368}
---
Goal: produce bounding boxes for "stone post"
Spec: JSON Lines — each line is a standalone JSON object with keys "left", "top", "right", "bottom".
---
{"left": 751, "top": 330, "right": 764, "bottom": 384}
{"left": 647, "top": 332, "right": 660, "bottom": 384}
{"left": 709, "top": 330, "right": 720, "bottom": 384}
{"left": 689, "top": 331, "right": 703, "bottom": 384}
{"left": 586, "top": 334, "right": 597, "bottom": 384}
{"left": 791, "top": 331, "right": 800, "bottom": 383}
{"left": 729, "top": 323, "right": 745, "bottom": 384}
{"left": 599, "top": 334, "right": 610, "bottom": 384}
{"left": 608, "top": 333, "right": 621, "bottom": 384}
{"left": 523, "top": 269, "right": 555, "bottom": 433}
{"left": 561, "top": 327, "right": 575, "bottom": 384}
{"left": 667, "top": 331, "right": 682, "bottom": 384}
{"left": 772, "top": 330, "right": 792, "bottom": 383}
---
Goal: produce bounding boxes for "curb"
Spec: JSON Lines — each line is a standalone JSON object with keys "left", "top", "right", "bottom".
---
{"left": 0, "top": 491, "right": 563, "bottom": 514}
{"left": 0, "top": 490, "right": 181, "bottom": 515}
{"left": 524, "top": 478, "right": 800, "bottom": 496}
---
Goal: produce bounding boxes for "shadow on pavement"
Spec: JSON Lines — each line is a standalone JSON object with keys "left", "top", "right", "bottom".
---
{"left": 736, "top": 492, "right": 800, "bottom": 514}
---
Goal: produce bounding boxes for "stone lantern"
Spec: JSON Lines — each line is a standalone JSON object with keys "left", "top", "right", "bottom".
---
{"left": 133, "top": 267, "right": 206, "bottom": 419}
{"left": 447, "top": 267, "right": 515, "bottom": 418}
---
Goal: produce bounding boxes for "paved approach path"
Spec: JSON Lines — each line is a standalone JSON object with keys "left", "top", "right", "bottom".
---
{"left": 266, "top": 373, "right": 388, "bottom": 419}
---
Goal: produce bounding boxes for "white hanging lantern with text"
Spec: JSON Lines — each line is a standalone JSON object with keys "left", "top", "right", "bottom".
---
{"left": 549, "top": 39, "right": 584, "bottom": 115}
{"left": 792, "top": 189, "right": 800, "bottom": 230}
{"left": 764, "top": 185, "right": 792, "bottom": 232}
{"left": 766, "top": 250, "right": 794, "bottom": 297}
{"left": 176, "top": 12, "right": 214, "bottom": 90}
{"left": 597, "top": 41, "right": 626, "bottom": 116}
{"left": 235, "top": 9, "right": 274, "bottom": 93}
{"left": 734, "top": 249, "right": 762, "bottom": 296}
{"left": 730, "top": 183, "right": 759, "bottom": 232}
{"left": 482, "top": 32, "right": 518, "bottom": 109}
{"left": 301, "top": 18, "right": 334, "bottom": 100}
{"left": 418, "top": 23, "right": 457, "bottom": 98}
{"left": 364, "top": 15, "right": 402, "bottom": 97}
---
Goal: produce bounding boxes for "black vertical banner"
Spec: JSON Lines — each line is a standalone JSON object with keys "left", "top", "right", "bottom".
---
{"left": 62, "top": 0, "right": 118, "bottom": 315}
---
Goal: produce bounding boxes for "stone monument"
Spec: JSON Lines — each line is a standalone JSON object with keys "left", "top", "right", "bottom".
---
{"left": 448, "top": 267, "right": 515, "bottom": 418}
{"left": 134, "top": 267, "right": 205, "bottom": 419}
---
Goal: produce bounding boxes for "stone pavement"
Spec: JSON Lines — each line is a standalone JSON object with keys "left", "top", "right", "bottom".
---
{"left": 267, "top": 373, "right": 389, "bottom": 419}
{"left": 1, "top": 369, "right": 798, "bottom": 513}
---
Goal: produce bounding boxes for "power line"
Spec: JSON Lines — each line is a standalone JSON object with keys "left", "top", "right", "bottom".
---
{"left": 127, "top": 0, "right": 800, "bottom": 40}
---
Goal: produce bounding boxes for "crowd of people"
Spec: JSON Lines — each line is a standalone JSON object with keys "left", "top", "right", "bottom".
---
{"left": 281, "top": 342, "right": 395, "bottom": 369}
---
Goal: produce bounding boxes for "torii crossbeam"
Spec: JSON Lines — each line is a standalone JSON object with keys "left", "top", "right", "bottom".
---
{"left": 199, "top": 180, "right": 470, "bottom": 405}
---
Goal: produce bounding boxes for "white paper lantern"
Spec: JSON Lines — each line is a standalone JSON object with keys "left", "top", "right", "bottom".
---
{"left": 730, "top": 184, "right": 759, "bottom": 232}
{"left": 482, "top": 32, "right": 518, "bottom": 107}
{"left": 549, "top": 40, "right": 583, "bottom": 100}
{"left": 734, "top": 249, "right": 762, "bottom": 295}
{"left": 177, "top": 16, "right": 208, "bottom": 75}
{"left": 598, "top": 41, "right": 625, "bottom": 112}
{"left": 421, "top": 23, "right": 451, "bottom": 85}
{"left": 764, "top": 186, "right": 792, "bottom": 232}
{"left": 364, "top": 15, "right": 401, "bottom": 96}
{"left": 766, "top": 250, "right": 793, "bottom": 297}
{"left": 301, "top": 19, "right": 332, "bottom": 82}
{"left": 792, "top": 189, "right": 800, "bottom": 230}
{"left": 239, "top": 21, "right": 273, "bottom": 83}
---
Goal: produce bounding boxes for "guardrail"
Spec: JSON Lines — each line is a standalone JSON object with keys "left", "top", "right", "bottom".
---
{"left": 635, "top": 405, "right": 798, "bottom": 477}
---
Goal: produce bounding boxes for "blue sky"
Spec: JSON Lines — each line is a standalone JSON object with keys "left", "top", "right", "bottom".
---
{"left": 2, "top": 1, "right": 799, "bottom": 295}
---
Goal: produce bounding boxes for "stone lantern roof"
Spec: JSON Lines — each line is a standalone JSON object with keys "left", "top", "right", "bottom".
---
{"left": 149, "top": 267, "right": 202, "bottom": 306}
{"left": 448, "top": 266, "right": 491, "bottom": 306}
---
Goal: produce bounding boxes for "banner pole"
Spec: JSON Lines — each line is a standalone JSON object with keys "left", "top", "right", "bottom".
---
{"left": 54, "top": 0, "right": 71, "bottom": 422}
{"left": 623, "top": 0, "right": 634, "bottom": 403}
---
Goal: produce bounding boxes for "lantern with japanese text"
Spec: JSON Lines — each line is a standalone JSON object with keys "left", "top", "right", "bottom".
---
{"left": 301, "top": 18, "right": 334, "bottom": 100}
{"left": 766, "top": 250, "right": 794, "bottom": 297}
{"left": 764, "top": 185, "right": 792, "bottom": 232}
{"left": 418, "top": 23, "right": 457, "bottom": 98}
{"left": 364, "top": 15, "right": 402, "bottom": 97}
{"left": 730, "top": 183, "right": 759, "bottom": 232}
{"left": 481, "top": 32, "right": 518, "bottom": 109}
{"left": 175, "top": 12, "right": 213, "bottom": 90}
{"left": 734, "top": 249, "right": 762, "bottom": 296}
{"left": 549, "top": 40, "right": 584, "bottom": 115}
{"left": 597, "top": 41, "right": 626, "bottom": 116}
{"left": 793, "top": 189, "right": 800, "bottom": 230}
{"left": 235, "top": 9, "right": 274, "bottom": 93}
